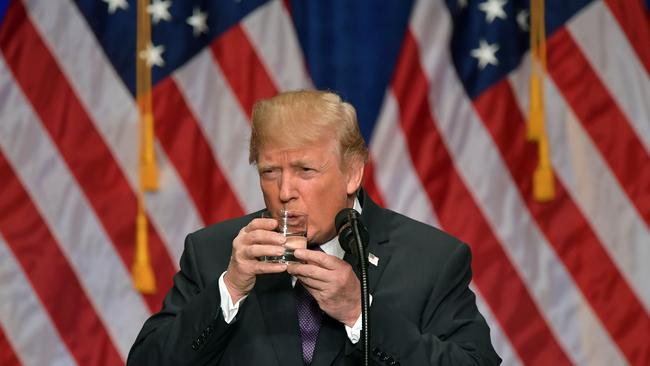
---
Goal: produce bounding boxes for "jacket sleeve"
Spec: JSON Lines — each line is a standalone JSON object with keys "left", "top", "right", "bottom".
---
{"left": 348, "top": 244, "right": 501, "bottom": 366}
{"left": 127, "top": 233, "right": 237, "bottom": 366}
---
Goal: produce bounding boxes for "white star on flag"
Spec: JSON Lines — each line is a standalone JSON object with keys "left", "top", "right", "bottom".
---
{"left": 471, "top": 39, "right": 499, "bottom": 69}
{"left": 102, "top": 0, "right": 128, "bottom": 14}
{"left": 457, "top": 0, "right": 468, "bottom": 9}
{"left": 517, "top": 9, "right": 529, "bottom": 32}
{"left": 139, "top": 42, "right": 165, "bottom": 67}
{"left": 478, "top": 0, "right": 508, "bottom": 23}
{"left": 147, "top": 0, "right": 172, "bottom": 24}
{"left": 187, "top": 7, "right": 209, "bottom": 36}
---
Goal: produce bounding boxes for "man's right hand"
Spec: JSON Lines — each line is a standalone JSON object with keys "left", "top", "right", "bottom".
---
{"left": 223, "top": 218, "right": 287, "bottom": 303}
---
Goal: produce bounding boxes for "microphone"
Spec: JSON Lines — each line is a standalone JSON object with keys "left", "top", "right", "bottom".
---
{"left": 335, "top": 208, "right": 369, "bottom": 260}
{"left": 335, "top": 208, "right": 370, "bottom": 366}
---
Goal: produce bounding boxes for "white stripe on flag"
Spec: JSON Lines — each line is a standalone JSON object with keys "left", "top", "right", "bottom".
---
{"left": 0, "top": 56, "right": 150, "bottom": 358}
{"left": 0, "top": 234, "right": 77, "bottom": 366}
{"left": 23, "top": 0, "right": 204, "bottom": 263}
{"left": 173, "top": 49, "right": 264, "bottom": 214}
{"left": 242, "top": 0, "right": 313, "bottom": 91}
{"left": 409, "top": 0, "right": 628, "bottom": 364}
{"left": 568, "top": 0, "right": 650, "bottom": 152}
{"left": 370, "top": 91, "right": 439, "bottom": 228}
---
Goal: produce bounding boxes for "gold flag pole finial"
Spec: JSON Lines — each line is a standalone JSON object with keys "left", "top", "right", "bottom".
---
{"left": 528, "top": 0, "right": 554, "bottom": 202}
{"left": 133, "top": 0, "right": 158, "bottom": 294}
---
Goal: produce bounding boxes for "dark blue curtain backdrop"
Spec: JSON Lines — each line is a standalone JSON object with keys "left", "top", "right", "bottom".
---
{"left": 290, "top": 0, "right": 414, "bottom": 142}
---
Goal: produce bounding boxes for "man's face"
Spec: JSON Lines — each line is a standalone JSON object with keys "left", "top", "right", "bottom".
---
{"left": 257, "top": 136, "right": 363, "bottom": 244}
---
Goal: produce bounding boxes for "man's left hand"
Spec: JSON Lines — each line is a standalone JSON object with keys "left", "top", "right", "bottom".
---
{"left": 287, "top": 248, "right": 361, "bottom": 327}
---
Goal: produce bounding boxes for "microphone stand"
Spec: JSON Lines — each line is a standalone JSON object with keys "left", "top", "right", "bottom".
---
{"left": 352, "top": 218, "right": 370, "bottom": 366}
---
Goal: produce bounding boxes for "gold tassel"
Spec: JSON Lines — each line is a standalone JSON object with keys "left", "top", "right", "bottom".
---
{"left": 132, "top": 0, "right": 157, "bottom": 293}
{"left": 533, "top": 137, "right": 555, "bottom": 201}
{"left": 140, "top": 111, "right": 159, "bottom": 190}
{"left": 132, "top": 197, "right": 156, "bottom": 293}
{"left": 528, "top": 0, "right": 555, "bottom": 201}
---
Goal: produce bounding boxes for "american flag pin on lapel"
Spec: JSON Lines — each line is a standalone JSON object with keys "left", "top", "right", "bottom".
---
{"left": 368, "top": 252, "right": 379, "bottom": 266}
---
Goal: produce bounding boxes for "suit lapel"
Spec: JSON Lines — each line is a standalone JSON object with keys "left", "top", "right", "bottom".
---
{"left": 254, "top": 272, "right": 303, "bottom": 366}
{"left": 358, "top": 189, "right": 393, "bottom": 294}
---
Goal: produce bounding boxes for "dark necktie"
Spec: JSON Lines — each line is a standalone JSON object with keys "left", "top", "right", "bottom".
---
{"left": 294, "top": 256, "right": 324, "bottom": 364}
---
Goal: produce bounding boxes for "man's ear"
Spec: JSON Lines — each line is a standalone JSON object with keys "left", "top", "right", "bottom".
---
{"left": 346, "top": 159, "right": 365, "bottom": 195}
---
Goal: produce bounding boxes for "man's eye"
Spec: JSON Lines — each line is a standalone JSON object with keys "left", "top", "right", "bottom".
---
{"left": 300, "top": 167, "right": 318, "bottom": 174}
{"left": 260, "top": 169, "right": 279, "bottom": 178}
{"left": 298, "top": 167, "right": 317, "bottom": 177}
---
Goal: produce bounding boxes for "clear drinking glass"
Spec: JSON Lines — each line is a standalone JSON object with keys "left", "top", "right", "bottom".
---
{"left": 259, "top": 209, "right": 308, "bottom": 263}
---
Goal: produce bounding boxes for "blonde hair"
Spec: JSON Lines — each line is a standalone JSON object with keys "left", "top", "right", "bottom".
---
{"left": 249, "top": 90, "right": 368, "bottom": 169}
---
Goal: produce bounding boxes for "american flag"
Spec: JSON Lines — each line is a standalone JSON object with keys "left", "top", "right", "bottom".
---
{"left": 0, "top": 0, "right": 648, "bottom": 365}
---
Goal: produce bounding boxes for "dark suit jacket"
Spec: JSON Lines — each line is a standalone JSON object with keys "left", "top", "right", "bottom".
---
{"left": 128, "top": 190, "right": 501, "bottom": 365}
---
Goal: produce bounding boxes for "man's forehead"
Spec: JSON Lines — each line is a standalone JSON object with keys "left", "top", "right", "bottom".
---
{"left": 260, "top": 134, "right": 338, "bottom": 157}
{"left": 258, "top": 145, "right": 334, "bottom": 165}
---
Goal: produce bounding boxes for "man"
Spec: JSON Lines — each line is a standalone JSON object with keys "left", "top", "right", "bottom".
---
{"left": 127, "top": 90, "right": 501, "bottom": 365}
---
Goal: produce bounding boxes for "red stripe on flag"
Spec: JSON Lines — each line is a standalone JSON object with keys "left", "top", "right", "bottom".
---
{"left": 0, "top": 0, "right": 174, "bottom": 309}
{"left": 210, "top": 24, "right": 278, "bottom": 119}
{"left": 362, "top": 158, "right": 387, "bottom": 208}
{"left": 475, "top": 79, "right": 650, "bottom": 365}
{"left": 393, "top": 30, "right": 573, "bottom": 365}
{"left": 363, "top": 159, "right": 386, "bottom": 207}
{"left": 0, "top": 325, "right": 21, "bottom": 366}
{"left": 547, "top": 28, "right": 650, "bottom": 229}
{"left": 604, "top": 0, "right": 650, "bottom": 76}
{"left": 0, "top": 152, "right": 123, "bottom": 366}
{"left": 153, "top": 78, "right": 245, "bottom": 223}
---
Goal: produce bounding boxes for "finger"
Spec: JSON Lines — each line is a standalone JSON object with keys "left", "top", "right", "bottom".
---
{"left": 244, "top": 218, "right": 278, "bottom": 232}
{"left": 292, "top": 248, "right": 339, "bottom": 270}
{"left": 244, "top": 244, "right": 286, "bottom": 259}
{"left": 253, "top": 262, "right": 287, "bottom": 274}
{"left": 286, "top": 262, "right": 329, "bottom": 282}
{"left": 247, "top": 229, "right": 286, "bottom": 246}
{"left": 295, "top": 276, "right": 326, "bottom": 292}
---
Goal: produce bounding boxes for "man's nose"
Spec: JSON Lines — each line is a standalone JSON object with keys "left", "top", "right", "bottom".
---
{"left": 278, "top": 172, "right": 297, "bottom": 203}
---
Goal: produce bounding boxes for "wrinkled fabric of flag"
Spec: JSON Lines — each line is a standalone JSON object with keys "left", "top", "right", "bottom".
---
{"left": 0, "top": 0, "right": 649, "bottom": 365}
